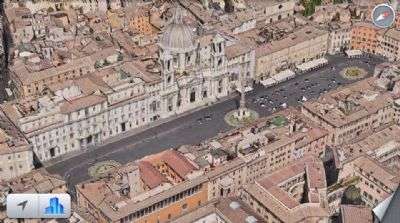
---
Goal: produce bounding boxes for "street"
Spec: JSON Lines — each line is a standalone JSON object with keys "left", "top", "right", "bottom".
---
{"left": 45, "top": 54, "right": 385, "bottom": 194}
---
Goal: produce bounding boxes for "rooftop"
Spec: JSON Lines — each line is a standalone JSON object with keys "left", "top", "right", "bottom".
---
{"left": 303, "top": 77, "right": 393, "bottom": 128}
{"left": 341, "top": 205, "right": 373, "bottom": 223}
{"left": 0, "top": 169, "right": 65, "bottom": 194}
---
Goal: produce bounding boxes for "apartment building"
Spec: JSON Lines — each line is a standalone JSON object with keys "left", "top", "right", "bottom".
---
{"left": 339, "top": 155, "right": 398, "bottom": 207}
{"left": 378, "top": 29, "right": 400, "bottom": 62}
{"left": 327, "top": 23, "right": 352, "bottom": 54}
{"left": 255, "top": 25, "right": 329, "bottom": 81}
{"left": 9, "top": 47, "right": 118, "bottom": 98}
{"left": 2, "top": 62, "right": 162, "bottom": 161}
{"left": 350, "top": 22, "right": 380, "bottom": 54}
{"left": 126, "top": 5, "right": 158, "bottom": 35}
{"left": 247, "top": 0, "right": 296, "bottom": 24}
{"left": 302, "top": 77, "right": 396, "bottom": 146}
{"left": 336, "top": 125, "right": 400, "bottom": 166}
{"left": 333, "top": 124, "right": 400, "bottom": 208}
{"left": 0, "top": 109, "right": 33, "bottom": 181}
{"left": 240, "top": 156, "right": 329, "bottom": 223}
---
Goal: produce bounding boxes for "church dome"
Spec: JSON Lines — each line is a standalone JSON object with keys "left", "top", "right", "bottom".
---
{"left": 159, "top": 7, "right": 194, "bottom": 53}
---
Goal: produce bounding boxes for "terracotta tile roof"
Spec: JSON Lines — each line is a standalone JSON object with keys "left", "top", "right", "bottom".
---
{"left": 215, "top": 197, "right": 263, "bottom": 223}
{"left": 161, "top": 150, "right": 197, "bottom": 179}
{"left": 341, "top": 205, "right": 373, "bottom": 223}
{"left": 138, "top": 161, "right": 168, "bottom": 189}
{"left": 254, "top": 156, "right": 327, "bottom": 211}
{"left": 3, "top": 169, "right": 65, "bottom": 193}
{"left": 60, "top": 94, "right": 106, "bottom": 114}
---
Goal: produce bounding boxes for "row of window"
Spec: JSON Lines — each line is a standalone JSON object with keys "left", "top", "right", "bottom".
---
{"left": 120, "top": 184, "right": 202, "bottom": 222}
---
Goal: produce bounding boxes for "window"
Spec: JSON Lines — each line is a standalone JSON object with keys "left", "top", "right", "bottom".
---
{"left": 182, "top": 203, "right": 188, "bottom": 210}
{"left": 190, "top": 90, "right": 196, "bottom": 103}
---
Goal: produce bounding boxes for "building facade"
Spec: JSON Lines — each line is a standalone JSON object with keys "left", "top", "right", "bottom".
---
{"left": 0, "top": 109, "right": 33, "bottom": 181}
{"left": 302, "top": 78, "right": 396, "bottom": 146}
{"left": 377, "top": 29, "right": 400, "bottom": 62}
{"left": 328, "top": 23, "right": 352, "bottom": 55}
{"left": 3, "top": 7, "right": 255, "bottom": 162}
{"left": 350, "top": 22, "right": 379, "bottom": 54}
{"left": 255, "top": 26, "right": 329, "bottom": 81}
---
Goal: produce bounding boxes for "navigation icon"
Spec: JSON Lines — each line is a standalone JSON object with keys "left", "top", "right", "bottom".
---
{"left": 17, "top": 200, "right": 28, "bottom": 210}
{"left": 7, "top": 194, "right": 38, "bottom": 218}
{"left": 372, "top": 3, "right": 396, "bottom": 28}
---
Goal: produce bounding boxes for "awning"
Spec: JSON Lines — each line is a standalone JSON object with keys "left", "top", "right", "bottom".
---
{"left": 273, "top": 69, "right": 295, "bottom": 82}
{"left": 260, "top": 78, "right": 277, "bottom": 87}
{"left": 296, "top": 58, "right": 328, "bottom": 71}
{"left": 345, "top": 50, "right": 363, "bottom": 57}
{"left": 236, "top": 86, "right": 253, "bottom": 93}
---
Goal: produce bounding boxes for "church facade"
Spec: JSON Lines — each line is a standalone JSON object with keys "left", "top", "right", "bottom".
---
{"left": 2, "top": 7, "right": 255, "bottom": 162}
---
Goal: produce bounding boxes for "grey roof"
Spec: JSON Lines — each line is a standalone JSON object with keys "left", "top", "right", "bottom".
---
{"left": 373, "top": 185, "right": 400, "bottom": 223}
{"left": 159, "top": 7, "right": 194, "bottom": 52}
{"left": 381, "top": 185, "right": 400, "bottom": 223}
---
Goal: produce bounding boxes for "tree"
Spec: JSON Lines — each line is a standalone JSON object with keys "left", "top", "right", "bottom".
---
{"left": 47, "top": 7, "right": 54, "bottom": 13}
{"left": 341, "top": 185, "right": 363, "bottom": 205}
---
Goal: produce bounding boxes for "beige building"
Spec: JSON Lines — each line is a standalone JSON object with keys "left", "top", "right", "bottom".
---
{"left": 241, "top": 156, "right": 329, "bottom": 223}
{"left": 337, "top": 124, "right": 400, "bottom": 165}
{"left": 255, "top": 25, "right": 329, "bottom": 81}
{"left": 247, "top": 0, "right": 296, "bottom": 24}
{"left": 0, "top": 109, "right": 33, "bottom": 181}
{"left": 378, "top": 29, "right": 400, "bottom": 62}
{"left": 9, "top": 47, "right": 118, "bottom": 98}
{"left": 302, "top": 77, "right": 396, "bottom": 146}
{"left": 327, "top": 23, "right": 352, "bottom": 54}
{"left": 339, "top": 155, "right": 398, "bottom": 207}
{"left": 329, "top": 124, "right": 400, "bottom": 211}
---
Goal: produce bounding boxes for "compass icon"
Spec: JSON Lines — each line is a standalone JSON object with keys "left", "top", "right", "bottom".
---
{"left": 372, "top": 3, "right": 396, "bottom": 28}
